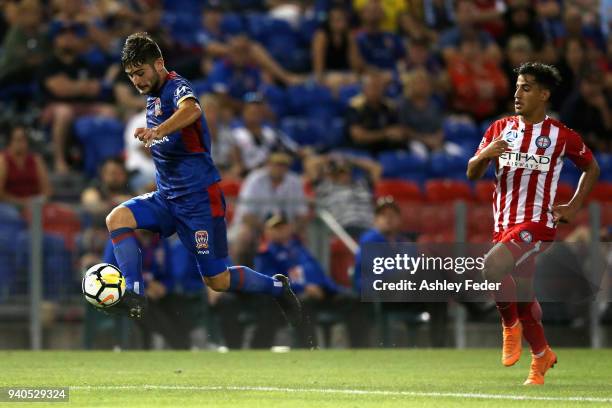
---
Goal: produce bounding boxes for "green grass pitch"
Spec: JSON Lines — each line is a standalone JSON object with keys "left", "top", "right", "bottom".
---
{"left": 1, "top": 349, "right": 612, "bottom": 407}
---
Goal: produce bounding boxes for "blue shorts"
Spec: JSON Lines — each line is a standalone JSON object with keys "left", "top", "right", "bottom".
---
{"left": 121, "top": 183, "right": 229, "bottom": 277}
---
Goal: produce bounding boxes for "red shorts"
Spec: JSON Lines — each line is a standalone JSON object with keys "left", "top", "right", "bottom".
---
{"left": 492, "top": 222, "right": 556, "bottom": 278}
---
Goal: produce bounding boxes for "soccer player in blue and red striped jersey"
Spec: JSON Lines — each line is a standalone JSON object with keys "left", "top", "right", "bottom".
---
{"left": 104, "top": 32, "right": 301, "bottom": 326}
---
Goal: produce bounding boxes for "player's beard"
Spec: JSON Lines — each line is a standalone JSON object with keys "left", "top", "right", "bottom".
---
{"left": 143, "top": 74, "right": 161, "bottom": 96}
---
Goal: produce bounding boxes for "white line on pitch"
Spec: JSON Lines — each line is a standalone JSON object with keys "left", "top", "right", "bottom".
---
{"left": 70, "top": 385, "right": 612, "bottom": 403}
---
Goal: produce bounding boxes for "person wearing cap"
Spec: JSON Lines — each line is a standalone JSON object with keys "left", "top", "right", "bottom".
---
{"left": 229, "top": 149, "right": 308, "bottom": 266}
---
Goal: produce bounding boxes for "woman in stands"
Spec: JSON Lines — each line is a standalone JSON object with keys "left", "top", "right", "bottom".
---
{"left": 311, "top": 6, "right": 361, "bottom": 93}
{"left": 0, "top": 125, "right": 51, "bottom": 207}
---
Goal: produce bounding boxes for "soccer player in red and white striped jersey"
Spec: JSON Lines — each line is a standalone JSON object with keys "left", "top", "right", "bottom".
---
{"left": 467, "top": 62, "right": 600, "bottom": 385}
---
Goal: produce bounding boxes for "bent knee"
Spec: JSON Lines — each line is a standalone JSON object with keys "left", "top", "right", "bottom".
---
{"left": 483, "top": 255, "right": 514, "bottom": 282}
{"left": 105, "top": 206, "right": 136, "bottom": 231}
{"left": 204, "top": 272, "right": 230, "bottom": 292}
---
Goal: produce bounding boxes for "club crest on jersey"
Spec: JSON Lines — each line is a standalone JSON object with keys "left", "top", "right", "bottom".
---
{"left": 195, "top": 230, "right": 209, "bottom": 249}
{"left": 154, "top": 98, "right": 162, "bottom": 116}
{"left": 519, "top": 230, "right": 533, "bottom": 243}
{"left": 535, "top": 135, "right": 551, "bottom": 149}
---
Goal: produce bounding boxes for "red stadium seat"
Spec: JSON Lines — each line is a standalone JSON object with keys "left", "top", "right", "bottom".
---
{"left": 24, "top": 203, "right": 81, "bottom": 251}
{"left": 375, "top": 179, "right": 423, "bottom": 202}
{"left": 554, "top": 182, "right": 574, "bottom": 205}
{"left": 329, "top": 238, "right": 354, "bottom": 288}
{"left": 416, "top": 203, "right": 455, "bottom": 235}
{"left": 425, "top": 179, "right": 473, "bottom": 203}
{"left": 474, "top": 180, "right": 495, "bottom": 203}
{"left": 588, "top": 182, "right": 612, "bottom": 203}
{"left": 397, "top": 201, "right": 424, "bottom": 232}
{"left": 218, "top": 178, "right": 241, "bottom": 198}
{"left": 467, "top": 204, "right": 494, "bottom": 235}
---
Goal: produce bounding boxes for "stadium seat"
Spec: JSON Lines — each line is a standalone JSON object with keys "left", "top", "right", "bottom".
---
{"left": 425, "top": 179, "right": 473, "bottom": 203}
{"left": 474, "top": 180, "right": 495, "bottom": 203}
{"left": 467, "top": 204, "right": 494, "bottom": 236}
{"left": 416, "top": 203, "right": 455, "bottom": 235}
{"left": 595, "top": 153, "right": 612, "bottom": 182}
{"left": 374, "top": 179, "right": 423, "bottom": 202}
{"left": 218, "top": 178, "right": 242, "bottom": 198}
{"left": 378, "top": 151, "right": 427, "bottom": 183}
{"left": 427, "top": 151, "right": 469, "bottom": 179}
{"left": 23, "top": 203, "right": 82, "bottom": 251}
{"left": 554, "top": 182, "right": 574, "bottom": 205}
{"left": 329, "top": 238, "right": 354, "bottom": 288}
{"left": 73, "top": 116, "right": 125, "bottom": 178}
{"left": 588, "top": 182, "right": 612, "bottom": 203}
{"left": 286, "top": 82, "right": 336, "bottom": 119}
{"left": 442, "top": 117, "right": 480, "bottom": 150}
{"left": 260, "top": 84, "right": 289, "bottom": 119}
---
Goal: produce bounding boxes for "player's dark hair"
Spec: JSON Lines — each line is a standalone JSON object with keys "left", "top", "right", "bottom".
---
{"left": 514, "top": 62, "right": 562, "bottom": 91}
{"left": 121, "top": 32, "right": 162, "bottom": 68}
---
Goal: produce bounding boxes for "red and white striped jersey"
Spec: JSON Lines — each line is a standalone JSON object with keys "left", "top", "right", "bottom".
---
{"left": 475, "top": 115, "right": 594, "bottom": 232}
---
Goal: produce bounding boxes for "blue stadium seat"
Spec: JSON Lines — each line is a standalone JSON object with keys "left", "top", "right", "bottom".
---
{"left": 74, "top": 116, "right": 125, "bottom": 178}
{"left": 378, "top": 150, "right": 427, "bottom": 183}
{"left": 0, "top": 205, "right": 24, "bottom": 301}
{"left": 222, "top": 13, "right": 245, "bottom": 35}
{"left": 280, "top": 117, "right": 325, "bottom": 147}
{"left": 559, "top": 162, "right": 582, "bottom": 186}
{"left": 337, "top": 83, "right": 362, "bottom": 109}
{"left": 428, "top": 151, "right": 469, "bottom": 179}
{"left": 443, "top": 118, "right": 480, "bottom": 148}
{"left": 287, "top": 82, "right": 336, "bottom": 119}
{"left": 595, "top": 153, "right": 612, "bottom": 182}
{"left": 15, "top": 232, "right": 73, "bottom": 300}
{"left": 260, "top": 84, "right": 289, "bottom": 119}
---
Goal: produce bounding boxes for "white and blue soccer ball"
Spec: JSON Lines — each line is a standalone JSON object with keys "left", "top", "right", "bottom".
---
{"left": 82, "top": 263, "right": 125, "bottom": 308}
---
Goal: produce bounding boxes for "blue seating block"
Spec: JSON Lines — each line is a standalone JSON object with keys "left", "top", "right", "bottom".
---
{"left": 74, "top": 116, "right": 125, "bottom": 177}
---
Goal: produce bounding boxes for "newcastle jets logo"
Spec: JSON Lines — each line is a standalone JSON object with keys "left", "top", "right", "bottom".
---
{"left": 195, "top": 230, "right": 209, "bottom": 250}
{"left": 535, "top": 135, "right": 551, "bottom": 149}
{"left": 154, "top": 98, "right": 162, "bottom": 116}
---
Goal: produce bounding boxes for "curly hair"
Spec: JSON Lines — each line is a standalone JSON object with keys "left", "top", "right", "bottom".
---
{"left": 121, "top": 32, "right": 162, "bottom": 68}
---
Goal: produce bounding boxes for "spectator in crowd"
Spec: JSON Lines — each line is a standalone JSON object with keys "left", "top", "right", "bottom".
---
{"left": 208, "top": 34, "right": 263, "bottom": 114}
{"left": 230, "top": 93, "right": 284, "bottom": 175}
{"left": 500, "top": 1, "right": 545, "bottom": 51}
{"left": 354, "top": 0, "right": 405, "bottom": 76}
{"left": 229, "top": 150, "right": 309, "bottom": 265}
{"left": 0, "top": 124, "right": 51, "bottom": 206}
{"left": 437, "top": 0, "right": 501, "bottom": 64}
{"left": 501, "top": 35, "right": 534, "bottom": 110}
{"left": 311, "top": 6, "right": 360, "bottom": 91}
{"left": 80, "top": 157, "right": 133, "bottom": 269}
{"left": 200, "top": 94, "right": 242, "bottom": 179}
{"left": 353, "top": 0, "right": 406, "bottom": 32}
{"left": 561, "top": 68, "right": 612, "bottom": 152}
{"left": 345, "top": 71, "right": 406, "bottom": 153}
{"left": 39, "top": 22, "right": 117, "bottom": 173}
{"left": 553, "top": 36, "right": 588, "bottom": 112}
{"left": 304, "top": 153, "right": 380, "bottom": 239}
{"left": 123, "top": 110, "right": 155, "bottom": 193}
{"left": 447, "top": 32, "right": 508, "bottom": 122}
{"left": 399, "top": 68, "right": 454, "bottom": 154}
{"left": 198, "top": 5, "right": 300, "bottom": 86}
{"left": 0, "top": 0, "right": 48, "bottom": 96}
{"left": 397, "top": 10, "right": 438, "bottom": 46}
{"left": 421, "top": 0, "right": 455, "bottom": 32}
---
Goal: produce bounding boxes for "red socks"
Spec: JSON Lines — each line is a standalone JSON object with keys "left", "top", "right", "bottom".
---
{"left": 495, "top": 275, "right": 518, "bottom": 327}
{"left": 518, "top": 299, "right": 547, "bottom": 355}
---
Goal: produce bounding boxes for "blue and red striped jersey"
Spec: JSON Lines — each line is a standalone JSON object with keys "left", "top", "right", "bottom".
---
{"left": 146, "top": 71, "right": 221, "bottom": 199}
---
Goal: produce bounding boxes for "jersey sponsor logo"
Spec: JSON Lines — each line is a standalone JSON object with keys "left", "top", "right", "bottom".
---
{"left": 519, "top": 230, "right": 533, "bottom": 243}
{"left": 535, "top": 135, "right": 551, "bottom": 149}
{"left": 195, "top": 230, "right": 209, "bottom": 250}
{"left": 498, "top": 152, "right": 551, "bottom": 171}
{"left": 149, "top": 136, "right": 170, "bottom": 146}
{"left": 154, "top": 97, "right": 162, "bottom": 116}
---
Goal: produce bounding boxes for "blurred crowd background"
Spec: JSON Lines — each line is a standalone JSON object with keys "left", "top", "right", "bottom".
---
{"left": 0, "top": 0, "right": 610, "bottom": 350}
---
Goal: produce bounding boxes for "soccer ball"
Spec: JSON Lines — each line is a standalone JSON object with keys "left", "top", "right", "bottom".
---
{"left": 82, "top": 263, "right": 126, "bottom": 308}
